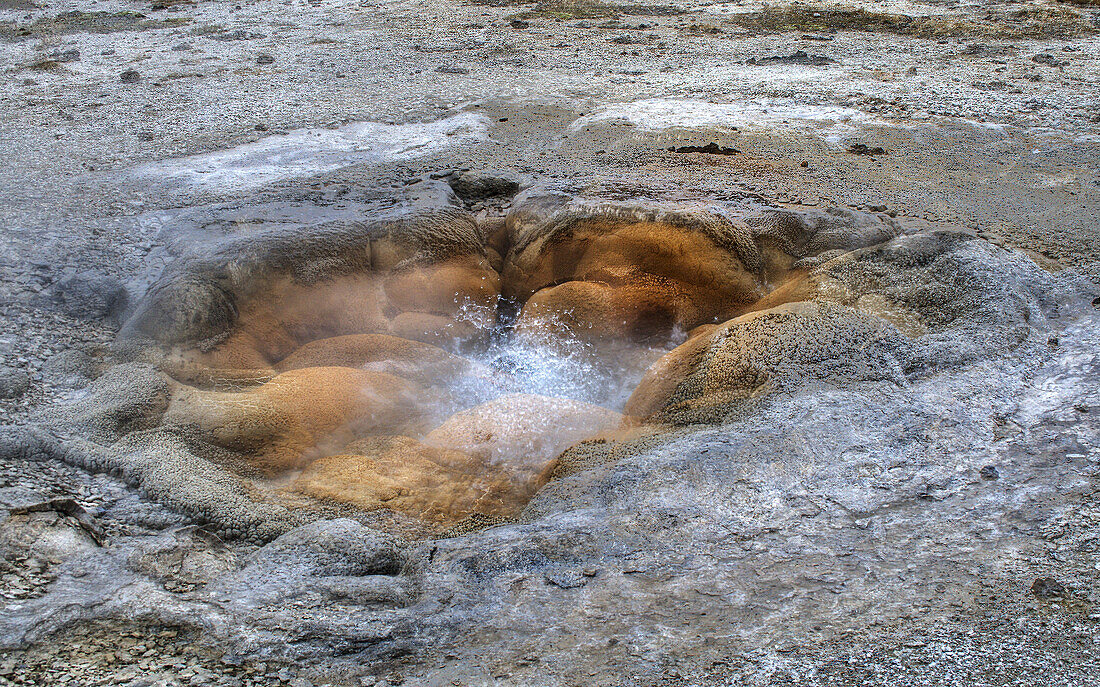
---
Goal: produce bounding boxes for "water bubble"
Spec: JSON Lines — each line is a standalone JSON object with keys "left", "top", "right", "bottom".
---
{"left": 438, "top": 296, "right": 672, "bottom": 414}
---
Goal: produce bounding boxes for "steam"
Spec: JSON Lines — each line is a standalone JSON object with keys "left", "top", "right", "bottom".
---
{"left": 437, "top": 297, "right": 673, "bottom": 413}
{"left": 277, "top": 293, "right": 682, "bottom": 523}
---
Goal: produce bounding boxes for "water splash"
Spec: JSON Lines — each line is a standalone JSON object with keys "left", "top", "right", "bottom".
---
{"left": 436, "top": 297, "right": 674, "bottom": 414}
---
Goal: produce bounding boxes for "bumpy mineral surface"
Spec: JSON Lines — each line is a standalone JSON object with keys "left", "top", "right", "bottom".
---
{"left": 12, "top": 187, "right": 932, "bottom": 537}
{"left": 4, "top": 178, "right": 1099, "bottom": 684}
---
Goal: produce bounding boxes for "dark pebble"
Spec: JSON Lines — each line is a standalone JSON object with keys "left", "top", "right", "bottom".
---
{"left": 1031, "top": 54, "right": 1063, "bottom": 67}
{"left": 668, "top": 143, "right": 740, "bottom": 155}
{"left": 1031, "top": 577, "right": 1065, "bottom": 599}
{"left": 49, "top": 49, "right": 80, "bottom": 63}
{"left": 849, "top": 143, "right": 887, "bottom": 156}
{"left": 746, "top": 50, "right": 833, "bottom": 66}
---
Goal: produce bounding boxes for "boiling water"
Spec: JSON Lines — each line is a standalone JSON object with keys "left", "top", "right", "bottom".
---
{"left": 402, "top": 298, "right": 678, "bottom": 473}
{"left": 438, "top": 298, "right": 676, "bottom": 414}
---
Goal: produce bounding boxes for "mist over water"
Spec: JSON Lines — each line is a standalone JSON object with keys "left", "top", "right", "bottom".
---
{"left": 437, "top": 298, "right": 676, "bottom": 415}
{"left": 403, "top": 299, "right": 674, "bottom": 475}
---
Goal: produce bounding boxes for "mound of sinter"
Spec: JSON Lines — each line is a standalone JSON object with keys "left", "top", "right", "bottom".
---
{"left": 11, "top": 185, "right": 1029, "bottom": 542}
{"left": 4, "top": 184, "right": 1097, "bottom": 678}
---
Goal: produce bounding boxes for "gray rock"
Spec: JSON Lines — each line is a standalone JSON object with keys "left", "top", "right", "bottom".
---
{"left": 0, "top": 367, "right": 31, "bottom": 399}
{"left": 37, "top": 362, "right": 169, "bottom": 444}
{"left": 543, "top": 568, "right": 588, "bottom": 589}
{"left": 1031, "top": 577, "right": 1065, "bottom": 598}
{"left": 447, "top": 170, "right": 521, "bottom": 200}
{"left": 246, "top": 519, "right": 404, "bottom": 577}
{"left": 48, "top": 49, "right": 80, "bottom": 63}
{"left": 35, "top": 270, "right": 129, "bottom": 322}
{"left": 117, "top": 198, "right": 471, "bottom": 349}
{"left": 4, "top": 184, "right": 1097, "bottom": 683}
{"left": 39, "top": 347, "right": 102, "bottom": 388}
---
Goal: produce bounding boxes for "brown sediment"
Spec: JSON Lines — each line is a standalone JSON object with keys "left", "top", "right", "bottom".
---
{"left": 162, "top": 367, "right": 428, "bottom": 476}
{"left": 722, "top": 4, "right": 1095, "bottom": 39}
{"left": 290, "top": 435, "right": 554, "bottom": 524}
{"left": 273, "top": 333, "right": 484, "bottom": 384}
{"left": 504, "top": 219, "right": 768, "bottom": 343}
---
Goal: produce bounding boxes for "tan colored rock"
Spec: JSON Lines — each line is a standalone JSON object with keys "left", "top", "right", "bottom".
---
{"left": 502, "top": 194, "right": 903, "bottom": 344}
{"left": 176, "top": 258, "right": 498, "bottom": 366}
{"left": 507, "top": 220, "right": 763, "bottom": 342}
{"left": 163, "top": 367, "right": 425, "bottom": 475}
{"left": 273, "top": 333, "right": 483, "bottom": 387}
{"left": 549, "top": 423, "right": 663, "bottom": 479}
{"left": 292, "top": 435, "right": 549, "bottom": 524}
{"left": 383, "top": 255, "right": 500, "bottom": 316}
{"left": 625, "top": 301, "right": 910, "bottom": 425}
{"left": 513, "top": 277, "right": 702, "bottom": 343}
{"left": 160, "top": 361, "right": 277, "bottom": 391}
{"left": 623, "top": 331, "right": 715, "bottom": 419}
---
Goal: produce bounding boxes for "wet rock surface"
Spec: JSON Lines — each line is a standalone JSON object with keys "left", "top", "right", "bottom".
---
{"left": 8, "top": 187, "right": 946, "bottom": 542}
{"left": 2, "top": 0, "right": 1100, "bottom": 683}
{"left": 4, "top": 180, "right": 1099, "bottom": 684}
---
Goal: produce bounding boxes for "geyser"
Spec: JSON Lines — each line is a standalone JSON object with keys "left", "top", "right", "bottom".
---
{"left": 51, "top": 184, "right": 925, "bottom": 540}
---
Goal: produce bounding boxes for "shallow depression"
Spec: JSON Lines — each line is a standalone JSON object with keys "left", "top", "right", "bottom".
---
{"left": 251, "top": 323, "right": 666, "bottom": 533}
{"left": 115, "top": 185, "right": 909, "bottom": 537}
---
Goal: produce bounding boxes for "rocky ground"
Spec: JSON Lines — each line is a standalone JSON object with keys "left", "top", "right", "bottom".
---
{"left": 1, "top": 0, "right": 1100, "bottom": 684}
